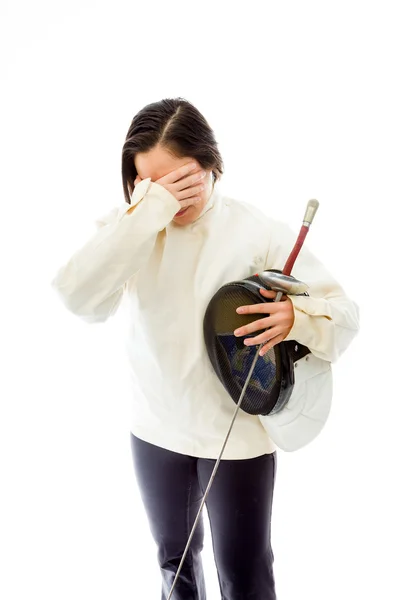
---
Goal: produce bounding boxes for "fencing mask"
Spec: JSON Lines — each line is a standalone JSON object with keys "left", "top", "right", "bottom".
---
{"left": 203, "top": 269, "right": 311, "bottom": 417}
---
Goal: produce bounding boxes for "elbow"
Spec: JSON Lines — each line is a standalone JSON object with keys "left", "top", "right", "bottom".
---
{"left": 316, "top": 321, "right": 360, "bottom": 364}
{"left": 51, "top": 279, "right": 123, "bottom": 324}
{"left": 314, "top": 296, "right": 361, "bottom": 362}
{"left": 349, "top": 299, "right": 361, "bottom": 334}
{"left": 286, "top": 306, "right": 360, "bottom": 364}
{"left": 51, "top": 283, "right": 105, "bottom": 324}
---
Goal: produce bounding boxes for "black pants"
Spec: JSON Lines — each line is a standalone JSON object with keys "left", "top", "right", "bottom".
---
{"left": 130, "top": 433, "right": 277, "bottom": 600}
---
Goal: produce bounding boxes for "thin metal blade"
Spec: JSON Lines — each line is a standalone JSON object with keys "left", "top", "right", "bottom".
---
{"left": 166, "top": 342, "right": 263, "bottom": 599}
{"left": 167, "top": 292, "right": 284, "bottom": 599}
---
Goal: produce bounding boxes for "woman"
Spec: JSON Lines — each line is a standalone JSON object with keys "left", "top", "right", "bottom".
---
{"left": 51, "top": 97, "right": 359, "bottom": 599}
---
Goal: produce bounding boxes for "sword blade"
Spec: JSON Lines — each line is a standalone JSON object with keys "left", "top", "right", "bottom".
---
{"left": 167, "top": 293, "right": 283, "bottom": 598}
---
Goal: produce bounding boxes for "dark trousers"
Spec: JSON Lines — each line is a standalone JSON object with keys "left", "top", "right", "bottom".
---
{"left": 130, "top": 433, "right": 277, "bottom": 600}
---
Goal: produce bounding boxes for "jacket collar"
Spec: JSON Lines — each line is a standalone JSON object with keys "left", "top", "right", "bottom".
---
{"left": 191, "top": 180, "right": 222, "bottom": 224}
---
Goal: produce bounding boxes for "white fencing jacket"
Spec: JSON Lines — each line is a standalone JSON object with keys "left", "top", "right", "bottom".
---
{"left": 51, "top": 177, "right": 360, "bottom": 459}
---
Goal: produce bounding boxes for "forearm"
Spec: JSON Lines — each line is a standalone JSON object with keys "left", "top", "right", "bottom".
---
{"left": 51, "top": 178, "right": 181, "bottom": 322}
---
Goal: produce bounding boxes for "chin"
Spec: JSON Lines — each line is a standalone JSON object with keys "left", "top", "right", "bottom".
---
{"left": 173, "top": 205, "right": 197, "bottom": 224}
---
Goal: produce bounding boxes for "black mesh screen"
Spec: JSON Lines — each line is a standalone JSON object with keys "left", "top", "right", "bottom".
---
{"left": 203, "top": 280, "right": 282, "bottom": 415}
{"left": 203, "top": 275, "right": 311, "bottom": 416}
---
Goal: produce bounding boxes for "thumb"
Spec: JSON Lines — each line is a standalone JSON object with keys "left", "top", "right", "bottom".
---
{"left": 260, "top": 288, "right": 287, "bottom": 300}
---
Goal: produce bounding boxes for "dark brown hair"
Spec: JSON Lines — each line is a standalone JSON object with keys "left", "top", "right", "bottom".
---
{"left": 121, "top": 97, "right": 224, "bottom": 204}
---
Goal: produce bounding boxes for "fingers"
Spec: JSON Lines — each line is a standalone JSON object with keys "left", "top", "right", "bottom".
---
{"left": 234, "top": 299, "right": 292, "bottom": 335}
{"left": 172, "top": 170, "right": 206, "bottom": 204}
{"left": 259, "top": 333, "right": 285, "bottom": 357}
{"left": 153, "top": 162, "right": 206, "bottom": 209}
{"left": 234, "top": 317, "right": 273, "bottom": 337}
{"left": 175, "top": 170, "right": 206, "bottom": 191}
{"left": 244, "top": 326, "right": 281, "bottom": 347}
{"left": 175, "top": 183, "right": 205, "bottom": 202}
{"left": 177, "top": 196, "right": 203, "bottom": 210}
{"left": 259, "top": 288, "right": 288, "bottom": 301}
{"left": 157, "top": 161, "right": 198, "bottom": 185}
{"left": 236, "top": 301, "right": 283, "bottom": 314}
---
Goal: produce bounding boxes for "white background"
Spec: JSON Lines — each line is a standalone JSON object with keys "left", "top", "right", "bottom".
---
{"left": 1, "top": 1, "right": 399, "bottom": 598}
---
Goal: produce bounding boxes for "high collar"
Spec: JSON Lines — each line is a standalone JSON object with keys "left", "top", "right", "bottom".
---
{"left": 197, "top": 180, "right": 222, "bottom": 219}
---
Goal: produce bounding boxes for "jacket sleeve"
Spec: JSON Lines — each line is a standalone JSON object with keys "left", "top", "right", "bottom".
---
{"left": 263, "top": 217, "right": 360, "bottom": 363}
{"left": 50, "top": 177, "right": 182, "bottom": 323}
